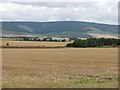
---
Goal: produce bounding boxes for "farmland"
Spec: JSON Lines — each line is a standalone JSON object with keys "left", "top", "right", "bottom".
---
{"left": 2, "top": 48, "right": 118, "bottom": 88}
{"left": 1, "top": 38, "right": 70, "bottom": 47}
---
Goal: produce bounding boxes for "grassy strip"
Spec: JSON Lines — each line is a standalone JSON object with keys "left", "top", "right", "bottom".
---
{"left": 3, "top": 75, "right": 118, "bottom": 88}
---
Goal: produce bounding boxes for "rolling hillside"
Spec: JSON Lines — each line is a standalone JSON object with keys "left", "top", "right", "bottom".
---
{"left": 0, "top": 21, "right": 118, "bottom": 38}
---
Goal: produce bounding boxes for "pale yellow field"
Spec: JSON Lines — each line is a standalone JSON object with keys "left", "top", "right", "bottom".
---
{"left": 1, "top": 38, "right": 71, "bottom": 47}
{"left": 2, "top": 48, "right": 118, "bottom": 88}
{"left": 0, "top": 48, "right": 1, "bottom": 89}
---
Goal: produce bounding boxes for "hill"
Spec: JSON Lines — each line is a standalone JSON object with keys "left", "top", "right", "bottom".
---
{"left": 0, "top": 21, "right": 118, "bottom": 38}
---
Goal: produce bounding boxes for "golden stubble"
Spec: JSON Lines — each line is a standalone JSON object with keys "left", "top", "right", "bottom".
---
{"left": 2, "top": 48, "right": 118, "bottom": 88}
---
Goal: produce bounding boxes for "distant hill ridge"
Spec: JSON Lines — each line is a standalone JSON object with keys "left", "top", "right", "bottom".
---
{"left": 0, "top": 21, "right": 118, "bottom": 38}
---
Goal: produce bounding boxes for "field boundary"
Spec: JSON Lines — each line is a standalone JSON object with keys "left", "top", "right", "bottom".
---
{"left": 0, "top": 46, "right": 65, "bottom": 49}
{"left": 0, "top": 46, "right": 118, "bottom": 49}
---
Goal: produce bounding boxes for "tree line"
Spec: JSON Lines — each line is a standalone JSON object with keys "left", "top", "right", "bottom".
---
{"left": 17, "top": 37, "right": 68, "bottom": 42}
{"left": 66, "top": 38, "right": 120, "bottom": 47}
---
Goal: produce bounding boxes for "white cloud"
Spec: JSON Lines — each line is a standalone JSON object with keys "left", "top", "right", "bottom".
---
{"left": 0, "top": 1, "right": 118, "bottom": 25}
{"left": 1, "top": 0, "right": 119, "bottom": 2}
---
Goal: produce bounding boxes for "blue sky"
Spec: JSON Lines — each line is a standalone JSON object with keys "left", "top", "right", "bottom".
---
{"left": 0, "top": 0, "right": 119, "bottom": 25}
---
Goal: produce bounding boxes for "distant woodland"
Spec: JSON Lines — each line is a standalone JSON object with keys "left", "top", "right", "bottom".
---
{"left": 66, "top": 38, "right": 120, "bottom": 47}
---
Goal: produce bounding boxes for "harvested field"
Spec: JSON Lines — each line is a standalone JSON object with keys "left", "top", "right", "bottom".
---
{"left": 2, "top": 48, "right": 118, "bottom": 88}
{"left": 88, "top": 33, "right": 118, "bottom": 39}
{"left": 1, "top": 38, "right": 70, "bottom": 47}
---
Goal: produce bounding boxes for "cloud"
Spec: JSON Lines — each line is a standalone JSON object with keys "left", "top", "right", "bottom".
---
{"left": 1, "top": 0, "right": 119, "bottom": 2}
{"left": 0, "top": 1, "right": 118, "bottom": 25}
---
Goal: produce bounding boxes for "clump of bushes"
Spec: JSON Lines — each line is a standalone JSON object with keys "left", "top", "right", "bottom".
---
{"left": 66, "top": 38, "right": 120, "bottom": 48}
{"left": 6, "top": 43, "right": 9, "bottom": 46}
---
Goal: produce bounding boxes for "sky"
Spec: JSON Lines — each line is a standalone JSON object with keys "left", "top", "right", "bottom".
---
{"left": 0, "top": 0, "right": 119, "bottom": 25}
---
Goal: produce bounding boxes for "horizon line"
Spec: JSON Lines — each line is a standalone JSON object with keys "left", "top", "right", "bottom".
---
{"left": 0, "top": 20, "right": 118, "bottom": 25}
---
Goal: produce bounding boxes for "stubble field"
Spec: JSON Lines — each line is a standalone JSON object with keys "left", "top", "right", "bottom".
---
{"left": 2, "top": 48, "right": 118, "bottom": 88}
{"left": 1, "top": 38, "right": 70, "bottom": 47}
